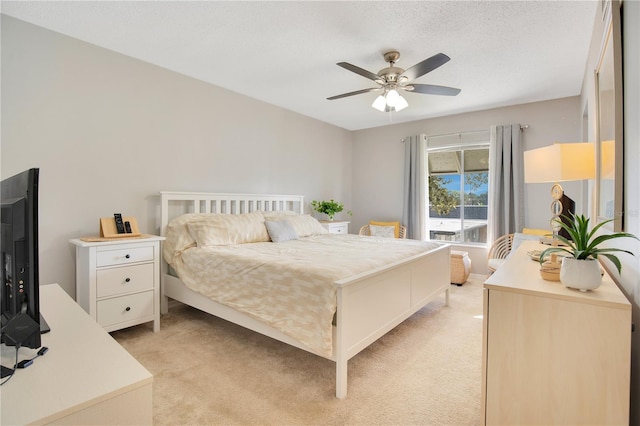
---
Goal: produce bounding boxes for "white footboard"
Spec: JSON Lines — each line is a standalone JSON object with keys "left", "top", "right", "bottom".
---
{"left": 334, "top": 244, "right": 450, "bottom": 398}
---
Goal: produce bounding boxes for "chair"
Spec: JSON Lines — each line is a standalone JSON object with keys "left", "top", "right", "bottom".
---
{"left": 487, "top": 233, "right": 514, "bottom": 274}
{"left": 359, "top": 224, "right": 407, "bottom": 239}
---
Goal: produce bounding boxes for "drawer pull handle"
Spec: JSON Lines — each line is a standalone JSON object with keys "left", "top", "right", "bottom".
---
{"left": 125, "top": 278, "right": 131, "bottom": 283}
{"left": 125, "top": 254, "right": 131, "bottom": 259}
{"left": 125, "top": 306, "right": 131, "bottom": 312}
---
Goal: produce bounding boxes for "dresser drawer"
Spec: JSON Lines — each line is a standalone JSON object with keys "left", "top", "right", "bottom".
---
{"left": 97, "top": 291, "right": 154, "bottom": 328}
{"left": 96, "top": 263, "right": 154, "bottom": 298}
{"left": 96, "top": 246, "right": 154, "bottom": 267}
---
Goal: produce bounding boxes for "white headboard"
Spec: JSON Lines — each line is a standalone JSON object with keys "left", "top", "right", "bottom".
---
{"left": 159, "top": 191, "right": 305, "bottom": 236}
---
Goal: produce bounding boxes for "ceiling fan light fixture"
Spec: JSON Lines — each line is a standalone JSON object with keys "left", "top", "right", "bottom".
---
{"left": 394, "top": 95, "right": 409, "bottom": 111}
{"left": 372, "top": 90, "right": 408, "bottom": 113}
{"left": 385, "top": 89, "right": 400, "bottom": 107}
{"left": 372, "top": 95, "right": 387, "bottom": 112}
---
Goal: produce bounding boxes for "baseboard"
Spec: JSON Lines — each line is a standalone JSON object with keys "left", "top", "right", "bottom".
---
{"left": 468, "top": 273, "right": 486, "bottom": 282}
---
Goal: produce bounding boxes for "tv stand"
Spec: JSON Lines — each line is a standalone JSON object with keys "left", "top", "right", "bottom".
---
{"left": 40, "top": 313, "right": 50, "bottom": 333}
{"left": 0, "top": 313, "right": 51, "bottom": 378}
{"left": 1, "top": 364, "right": 12, "bottom": 378}
{"left": 1, "top": 284, "right": 152, "bottom": 425}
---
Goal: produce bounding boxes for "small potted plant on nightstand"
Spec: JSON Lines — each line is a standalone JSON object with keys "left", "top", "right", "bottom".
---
{"left": 310, "top": 199, "right": 351, "bottom": 221}
{"left": 539, "top": 213, "right": 638, "bottom": 291}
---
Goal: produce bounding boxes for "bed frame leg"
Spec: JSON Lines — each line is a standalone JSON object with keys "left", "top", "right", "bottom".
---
{"left": 445, "top": 287, "right": 450, "bottom": 307}
{"left": 161, "top": 294, "right": 169, "bottom": 314}
{"left": 336, "top": 358, "right": 347, "bottom": 399}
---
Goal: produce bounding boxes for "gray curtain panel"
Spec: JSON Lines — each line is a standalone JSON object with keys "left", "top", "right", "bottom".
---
{"left": 402, "top": 134, "right": 428, "bottom": 240}
{"left": 488, "top": 124, "right": 525, "bottom": 243}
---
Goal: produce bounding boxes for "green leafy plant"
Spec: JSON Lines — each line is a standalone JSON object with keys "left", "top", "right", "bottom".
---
{"left": 428, "top": 176, "right": 458, "bottom": 216}
{"left": 310, "top": 199, "right": 352, "bottom": 221}
{"left": 540, "top": 213, "right": 638, "bottom": 274}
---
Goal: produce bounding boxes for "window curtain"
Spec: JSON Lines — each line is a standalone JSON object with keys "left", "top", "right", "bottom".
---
{"left": 402, "top": 134, "right": 428, "bottom": 240}
{"left": 488, "top": 124, "right": 525, "bottom": 243}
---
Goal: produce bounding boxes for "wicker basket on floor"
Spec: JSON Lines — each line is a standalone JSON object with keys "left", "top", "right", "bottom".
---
{"left": 451, "top": 250, "right": 471, "bottom": 285}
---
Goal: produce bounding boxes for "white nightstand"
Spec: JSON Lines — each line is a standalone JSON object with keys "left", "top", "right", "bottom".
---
{"left": 320, "top": 220, "right": 350, "bottom": 234}
{"left": 70, "top": 236, "right": 164, "bottom": 333}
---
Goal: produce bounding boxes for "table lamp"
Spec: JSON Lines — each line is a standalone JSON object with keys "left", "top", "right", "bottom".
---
{"left": 524, "top": 142, "right": 595, "bottom": 242}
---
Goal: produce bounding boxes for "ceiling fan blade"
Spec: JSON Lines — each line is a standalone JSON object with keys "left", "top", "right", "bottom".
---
{"left": 407, "top": 84, "right": 461, "bottom": 96}
{"left": 327, "top": 88, "right": 380, "bottom": 100}
{"left": 337, "top": 62, "right": 383, "bottom": 82}
{"left": 400, "top": 53, "right": 451, "bottom": 81}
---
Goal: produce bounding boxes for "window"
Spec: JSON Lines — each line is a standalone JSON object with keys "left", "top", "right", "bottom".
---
{"left": 427, "top": 145, "right": 489, "bottom": 244}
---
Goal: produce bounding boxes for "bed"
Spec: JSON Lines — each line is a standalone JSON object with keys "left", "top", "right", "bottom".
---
{"left": 159, "top": 191, "right": 451, "bottom": 398}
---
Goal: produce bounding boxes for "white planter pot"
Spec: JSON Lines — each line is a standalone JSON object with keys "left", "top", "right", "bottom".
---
{"left": 560, "top": 257, "right": 602, "bottom": 291}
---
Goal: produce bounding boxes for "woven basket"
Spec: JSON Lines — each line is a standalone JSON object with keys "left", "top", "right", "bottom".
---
{"left": 540, "top": 254, "right": 561, "bottom": 281}
{"left": 451, "top": 251, "right": 471, "bottom": 284}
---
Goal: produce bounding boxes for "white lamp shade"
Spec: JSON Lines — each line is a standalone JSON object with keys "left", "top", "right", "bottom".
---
{"left": 394, "top": 95, "right": 408, "bottom": 111}
{"left": 371, "top": 95, "right": 386, "bottom": 112}
{"left": 524, "top": 142, "right": 595, "bottom": 183}
{"left": 386, "top": 89, "right": 400, "bottom": 107}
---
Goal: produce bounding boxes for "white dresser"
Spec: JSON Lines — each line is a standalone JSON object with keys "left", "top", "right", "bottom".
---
{"left": 1, "top": 284, "right": 152, "bottom": 425}
{"left": 320, "top": 220, "right": 349, "bottom": 234}
{"left": 70, "top": 236, "right": 164, "bottom": 332}
{"left": 482, "top": 240, "right": 631, "bottom": 425}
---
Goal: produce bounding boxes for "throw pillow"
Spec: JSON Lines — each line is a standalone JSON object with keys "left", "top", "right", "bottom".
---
{"left": 370, "top": 220, "right": 400, "bottom": 238}
{"left": 265, "top": 220, "right": 299, "bottom": 243}
{"left": 369, "top": 224, "right": 396, "bottom": 238}
{"left": 285, "top": 215, "right": 329, "bottom": 237}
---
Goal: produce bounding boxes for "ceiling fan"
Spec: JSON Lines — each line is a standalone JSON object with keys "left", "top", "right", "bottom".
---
{"left": 327, "top": 50, "right": 461, "bottom": 112}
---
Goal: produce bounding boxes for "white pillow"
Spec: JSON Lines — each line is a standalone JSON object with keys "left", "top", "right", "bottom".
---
{"left": 285, "top": 215, "right": 328, "bottom": 237}
{"left": 265, "top": 220, "right": 298, "bottom": 242}
{"left": 369, "top": 224, "right": 396, "bottom": 238}
{"left": 186, "top": 211, "right": 270, "bottom": 246}
{"left": 164, "top": 213, "right": 214, "bottom": 262}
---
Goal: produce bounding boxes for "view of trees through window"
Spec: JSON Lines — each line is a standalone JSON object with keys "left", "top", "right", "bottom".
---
{"left": 428, "top": 147, "right": 489, "bottom": 244}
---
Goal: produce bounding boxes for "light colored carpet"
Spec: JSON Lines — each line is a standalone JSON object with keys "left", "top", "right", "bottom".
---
{"left": 112, "top": 278, "right": 484, "bottom": 425}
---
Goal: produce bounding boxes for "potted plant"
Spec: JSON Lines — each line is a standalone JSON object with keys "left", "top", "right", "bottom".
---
{"left": 310, "top": 199, "right": 351, "bottom": 221}
{"left": 540, "top": 213, "right": 638, "bottom": 291}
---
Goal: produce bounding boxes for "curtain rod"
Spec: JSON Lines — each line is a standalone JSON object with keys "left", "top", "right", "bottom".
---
{"left": 401, "top": 124, "right": 530, "bottom": 143}
{"left": 429, "top": 124, "right": 530, "bottom": 139}
{"left": 426, "top": 129, "right": 488, "bottom": 140}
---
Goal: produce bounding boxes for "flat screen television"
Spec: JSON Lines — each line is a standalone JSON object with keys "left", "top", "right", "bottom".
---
{"left": 1, "top": 168, "right": 43, "bottom": 353}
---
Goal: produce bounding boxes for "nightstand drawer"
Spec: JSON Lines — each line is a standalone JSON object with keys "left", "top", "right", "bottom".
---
{"left": 329, "top": 224, "right": 348, "bottom": 234}
{"left": 96, "top": 246, "right": 154, "bottom": 267}
{"left": 97, "top": 291, "right": 154, "bottom": 328}
{"left": 97, "top": 263, "right": 155, "bottom": 298}
{"left": 321, "top": 221, "right": 349, "bottom": 234}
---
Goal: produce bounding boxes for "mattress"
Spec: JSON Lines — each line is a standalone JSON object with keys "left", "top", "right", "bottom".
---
{"left": 167, "top": 233, "right": 440, "bottom": 357}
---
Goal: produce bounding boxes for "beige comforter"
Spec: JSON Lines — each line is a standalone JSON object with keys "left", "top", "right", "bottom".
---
{"left": 169, "top": 234, "right": 440, "bottom": 357}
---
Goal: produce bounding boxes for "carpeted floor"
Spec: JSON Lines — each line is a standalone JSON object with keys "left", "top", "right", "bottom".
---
{"left": 112, "top": 277, "right": 484, "bottom": 425}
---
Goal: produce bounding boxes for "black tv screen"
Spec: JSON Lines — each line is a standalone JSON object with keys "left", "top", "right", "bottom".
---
{"left": 1, "top": 168, "right": 41, "bottom": 349}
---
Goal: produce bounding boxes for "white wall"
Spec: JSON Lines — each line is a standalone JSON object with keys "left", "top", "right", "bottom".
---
{"left": 351, "top": 97, "right": 583, "bottom": 274}
{"left": 1, "top": 16, "right": 353, "bottom": 296}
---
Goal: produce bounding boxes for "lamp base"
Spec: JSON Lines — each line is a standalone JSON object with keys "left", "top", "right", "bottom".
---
{"left": 540, "top": 236, "right": 568, "bottom": 246}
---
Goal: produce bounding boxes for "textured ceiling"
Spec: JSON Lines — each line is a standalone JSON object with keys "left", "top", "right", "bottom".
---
{"left": 1, "top": 1, "right": 598, "bottom": 131}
